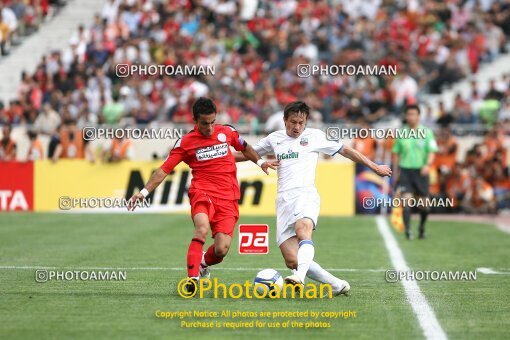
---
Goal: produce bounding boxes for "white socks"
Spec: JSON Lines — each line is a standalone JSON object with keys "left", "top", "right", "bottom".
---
{"left": 293, "top": 240, "right": 341, "bottom": 289}
{"left": 296, "top": 240, "right": 315, "bottom": 282}
{"left": 306, "top": 261, "right": 339, "bottom": 287}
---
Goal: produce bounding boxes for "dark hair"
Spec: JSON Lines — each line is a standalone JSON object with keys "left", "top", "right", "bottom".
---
{"left": 404, "top": 104, "right": 420, "bottom": 115}
{"left": 192, "top": 97, "right": 217, "bottom": 120}
{"left": 283, "top": 101, "right": 310, "bottom": 119}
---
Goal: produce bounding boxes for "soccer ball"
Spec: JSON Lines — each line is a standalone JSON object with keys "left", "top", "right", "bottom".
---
{"left": 253, "top": 269, "right": 284, "bottom": 296}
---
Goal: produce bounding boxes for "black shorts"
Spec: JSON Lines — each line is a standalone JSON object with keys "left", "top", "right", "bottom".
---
{"left": 397, "top": 168, "right": 429, "bottom": 197}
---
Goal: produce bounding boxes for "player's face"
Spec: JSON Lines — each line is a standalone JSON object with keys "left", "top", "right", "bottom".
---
{"left": 284, "top": 113, "right": 307, "bottom": 138}
{"left": 405, "top": 109, "right": 420, "bottom": 127}
{"left": 195, "top": 113, "right": 216, "bottom": 137}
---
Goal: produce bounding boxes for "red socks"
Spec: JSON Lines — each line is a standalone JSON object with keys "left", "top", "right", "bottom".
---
{"left": 187, "top": 239, "right": 224, "bottom": 277}
{"left": 204, "top": 244, "right": 223, "bottom": 266}
{"left": 187, "top": 238, "right": 204, "bottom": 277}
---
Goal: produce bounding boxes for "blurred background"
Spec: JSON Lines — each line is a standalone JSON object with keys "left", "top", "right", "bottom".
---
{"left": 0, "top": 0, "right": 509, "bottom": 215}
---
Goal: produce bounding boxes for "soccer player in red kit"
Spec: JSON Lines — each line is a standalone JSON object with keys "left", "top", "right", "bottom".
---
{"left": 127, "top": 97, "right": 278, "bottom": 294}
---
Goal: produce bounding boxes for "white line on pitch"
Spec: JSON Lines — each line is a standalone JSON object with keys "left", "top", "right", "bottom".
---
{"left": 376, "top": 216, "right": 448, "bottom": 340}
{"left": 2, "top": 265, "right": 507, "bottom": 275}
{"left": 0, "top": 265, "right": 385, "bottom": 272}
{"left": 476, "top": 267, "right": 510, "bottom": 275}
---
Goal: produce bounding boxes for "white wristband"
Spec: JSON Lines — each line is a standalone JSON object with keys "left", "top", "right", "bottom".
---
{"left": 140, "top": 188, "right": 149, "bottom": 198}
{"left": 256, "top": 159, "right": 265, "bottom": 167}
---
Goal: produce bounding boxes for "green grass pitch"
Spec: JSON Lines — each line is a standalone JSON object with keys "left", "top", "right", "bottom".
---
{"left": 0, "top": 213, "right": 509, "bottom": 339}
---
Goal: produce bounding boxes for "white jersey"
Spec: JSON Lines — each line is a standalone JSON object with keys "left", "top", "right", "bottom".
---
{"left": 253, "top": 128, "right": 343, "bottom": 192}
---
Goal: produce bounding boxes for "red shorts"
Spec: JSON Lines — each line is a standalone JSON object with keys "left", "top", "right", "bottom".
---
{"left": 189, "top": 190, "right": 239, "bottom": 237}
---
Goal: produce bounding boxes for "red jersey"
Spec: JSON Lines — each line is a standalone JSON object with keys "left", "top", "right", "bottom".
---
{"left": 160, "top": 124, "right": 247, "bottom": 200}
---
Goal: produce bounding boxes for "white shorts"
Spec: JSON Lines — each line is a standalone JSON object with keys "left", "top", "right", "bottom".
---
{"left": 276, "top": 187, "right": 320, "bottom": 246}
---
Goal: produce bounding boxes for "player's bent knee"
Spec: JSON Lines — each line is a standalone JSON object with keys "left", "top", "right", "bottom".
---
{"left": 215, "top": 244, "right": 230, "bottom": 258}
{"left": 213, "top": 233, "right": 232, "bottom": 258}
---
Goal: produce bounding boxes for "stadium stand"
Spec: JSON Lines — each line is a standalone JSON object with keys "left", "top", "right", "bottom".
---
{"left": 1, "top": 0, "right": 509, "bottom": 127}
{"left": 0, "top": 0, "right": 68, "bottom": 57}
{"left": 0, "top": 0, "right": 509, "bottom": 213}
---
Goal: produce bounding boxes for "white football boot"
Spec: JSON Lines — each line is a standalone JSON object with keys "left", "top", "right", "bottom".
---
{"left": 332, "top": 278, "right": 350, "bottom": 296}
{"left": 284, "top": 274, "right": 305, "bottom": 291}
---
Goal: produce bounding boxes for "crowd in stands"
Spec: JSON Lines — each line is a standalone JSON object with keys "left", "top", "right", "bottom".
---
{"left": 432, "top": 124, "right": 509, "bottom": 213}
{"left": 0, "top": 0, "right": 67, "bottom": 57}
{"left": 0, "top": 0, "right": 509, "bottom": 129}
{"left": 0, "top": 0, "right": 509, "bottom": 212}
{"left": 424, "top": 76, "right": 510, "bottom": 129}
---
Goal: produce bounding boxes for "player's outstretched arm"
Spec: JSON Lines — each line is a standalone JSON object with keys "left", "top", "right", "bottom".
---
{"left": 240, "top": 144, "right": 279, "bottom": 175}
{"left": 339, "top": 145, "right": 392, "bottom": 177}
{"left": 127, "top": 168, "right": 167, "bottom": 211}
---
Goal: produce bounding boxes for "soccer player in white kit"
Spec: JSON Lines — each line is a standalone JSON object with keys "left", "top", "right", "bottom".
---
{"left": 236, "top": 101, "right": 392, "bottom": 295}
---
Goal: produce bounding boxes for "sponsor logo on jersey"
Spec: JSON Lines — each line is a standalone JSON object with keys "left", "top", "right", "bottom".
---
{"left": 196, "top": 143, "right": 228, "bottom": 161}
{"left": 276, "top": 151, "right": 299, "bottom": 161}
{"left": 300, "top": 137, "right": 308, "bottom": 146}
